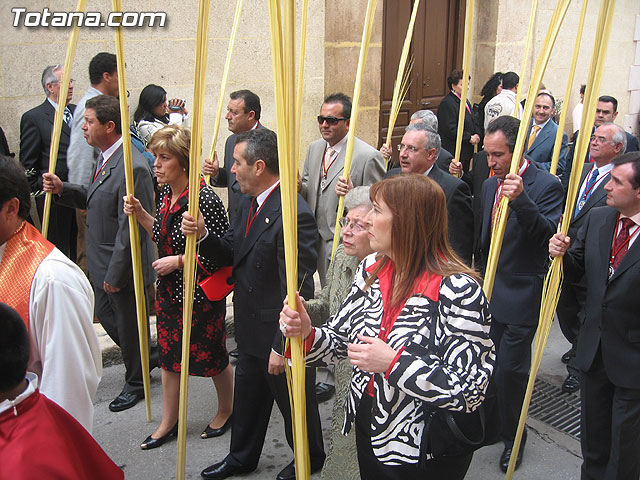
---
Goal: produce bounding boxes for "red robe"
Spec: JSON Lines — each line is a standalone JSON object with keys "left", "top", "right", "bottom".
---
{"left": 0, "top": 389, "right": 123, "bottom": 479}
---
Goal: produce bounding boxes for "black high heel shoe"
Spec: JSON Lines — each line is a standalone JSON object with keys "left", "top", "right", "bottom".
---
{"left": 200, "top": 415, "right": 232, "bottom": 439}
{"left": 140, "top": 423, "right": 178, "bottom": 450}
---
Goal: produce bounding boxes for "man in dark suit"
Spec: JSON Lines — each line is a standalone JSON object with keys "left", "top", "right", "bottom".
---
{"left": 379, "top": 109, "right": 454, "bottom": 172}
{"left": 384, "top": 123, "right": 473, "bottom": 265}
{"left": 187, "top": 129, "right": 324, "bottom": 480}
{"left": 524, "top": 91, "right": 568, "bottom": 173}
{"left": 437, "top": 69, "right": 481, "bottom": 172}
{"left": 20, "top": 64, "right": 77, "bottom": 259}
{"left": 556, "top": 122, "right": 627, "bottom": 394}
{"left": 562, "top": 95, "right": 639, "bottom": 189}
{"left": 478, "top": 116, "right": 564, "bottom": 472}
{"left": 550, "top": 152, "right": 640, "bottom": 480}
{"left": 43, "top": 95, "right": 156, "bottom": 413}
{"left": 204, "top": 90, "right": 263, "bottom": 221}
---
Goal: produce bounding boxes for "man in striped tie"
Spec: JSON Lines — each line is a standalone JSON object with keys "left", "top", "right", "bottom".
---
{"left": 550, "top": 151, "right": 640, "bottom": 480}
{"left": 556, "top": 122, "right": 627, "bottom": 394}
{"left": 19, "top": 64, "right": 77, "bottom": 260}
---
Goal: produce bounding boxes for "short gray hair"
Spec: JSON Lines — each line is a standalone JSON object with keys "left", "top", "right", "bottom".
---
{"left": 602, "top": 122, "right": 627, "bottom": 153}
{"left": 41, "top": 65, "right": 63, "bottom": 96}
{"left": 344, "top": 186, "right": 372, "bottom": 211}
{"left": 410, "top": 109, "right": 438, "bottom": 131}
{"left": 405, "top": 123, "right": 441, "bottom": 157}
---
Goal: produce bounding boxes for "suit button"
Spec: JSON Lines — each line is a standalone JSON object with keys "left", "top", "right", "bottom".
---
{"left": 248, "top": 286, "right": 253, "bottom": 293}
{"left": 602, "top": 303, "right": 607, "bottom": 310}
{"left": 256, "top": 262, "right": 261, "bottom": 269}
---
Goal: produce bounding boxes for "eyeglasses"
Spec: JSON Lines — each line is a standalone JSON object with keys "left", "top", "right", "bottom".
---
{"left": 317, "top": 115, "right": 348, "bottom": 126}
{"left": 339, "top": 216, "right": 366, "bottom": 232}
{"left": 51, "top": 78, "right": 76, "bottom": 86}
{"left": 590, "top": 135, "right": 614, "bottom": 145}
{"left": 397, "top": 143, "right": 427, "bottom": 153}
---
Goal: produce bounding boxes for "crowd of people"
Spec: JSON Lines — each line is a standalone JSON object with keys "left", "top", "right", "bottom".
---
{"left": 1, "top": 51, "right": 640, "bottom": 480}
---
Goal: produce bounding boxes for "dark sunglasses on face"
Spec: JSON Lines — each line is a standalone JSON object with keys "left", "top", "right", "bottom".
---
{"left": 317, "top": 115, "right": 348, "bottom": 126}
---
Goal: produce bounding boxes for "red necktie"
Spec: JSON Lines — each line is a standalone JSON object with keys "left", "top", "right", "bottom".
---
{"left": 611, "top": 218, "right": 636, "bottom": 271}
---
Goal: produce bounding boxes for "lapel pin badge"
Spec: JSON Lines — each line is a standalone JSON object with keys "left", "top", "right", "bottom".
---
{"left": 265, "top": 217, "right": 270, "bottom": 224}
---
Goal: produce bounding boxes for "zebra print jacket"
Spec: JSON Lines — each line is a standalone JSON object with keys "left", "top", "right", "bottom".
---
{"left": 306, "top": 253, "right": 495, "bottom": 465}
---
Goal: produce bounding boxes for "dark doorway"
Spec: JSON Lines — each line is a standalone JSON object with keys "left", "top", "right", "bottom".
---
{"left": 379, "top": 0, "right": 466, "bottom": 165}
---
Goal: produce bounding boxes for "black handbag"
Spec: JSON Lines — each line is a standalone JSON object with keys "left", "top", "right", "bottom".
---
{"left": 418, "top": 298, "right": 486, "bottom": 464}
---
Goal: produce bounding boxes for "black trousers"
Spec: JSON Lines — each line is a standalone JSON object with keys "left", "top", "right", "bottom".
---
{"left": 490, "top": 321, "right": 537, "bottom": 445}
{"left": 355, "top": 394, "right": 473, "bottom": 480}
{"left": 95, "top": 286, "right": 153, "bottom": 394}
{"left": 30, "top": 195, "right": 77, "bottom": 261}
{"left": 580, "top": 348, "right": 640, "bottom": 480}
{"left": 225, "top": 352, "right": 325, "bottom": 470}
{"left": 556, "top": 280, "right": 587, "bottom": 376}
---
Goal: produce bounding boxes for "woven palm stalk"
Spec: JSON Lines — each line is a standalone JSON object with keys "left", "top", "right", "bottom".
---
{"left": 452, "top": 0, "right": 475, "bottom": 177}
{"left": 383, "top": 0, "right": 420, "bottom": 170}
{"left": 267, "top": 1, "right": 310, "bottom": 477}
{"left": 112, "top": 0, "right": 152, "bottom": 423}
{"left": 549, "top": 0, "right": 588, "bottom": 176}
{"left": 176, "top": 0, "right": 211, "bottom": 477}
{"left": 330, "top": 0, "right": 378, "bottom": 259}
{"left": 513, "top": 0, "right": 538, "bottom": 118}
{"left": 294, "top": 0, "right": 309, "bottom": 171}
{"left": 205, "top": 0, "right": 244, "bottom": 184}
{"left": 505, "top": 1, "right": 616, "bottom": 477}
{"left": 482, "top": 0, "right": 572, "bottom": 301}
{"left": 41, "top": 0, "right": 86, "bottom": 239}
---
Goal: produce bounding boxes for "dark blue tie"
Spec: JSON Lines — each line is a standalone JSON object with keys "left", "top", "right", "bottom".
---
{"left": 575, "top": 168, "right": 599, "bottom": 217}
{"left": 63, "top": 107, "right": 72, "bottom": 126}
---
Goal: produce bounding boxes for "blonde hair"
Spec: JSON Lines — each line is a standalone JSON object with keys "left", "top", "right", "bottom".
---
{"left": 148, "top": 124, "right": 190, "bottom": 172}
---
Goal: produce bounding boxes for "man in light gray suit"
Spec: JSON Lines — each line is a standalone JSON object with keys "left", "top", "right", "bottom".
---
{"left": 43, "top": 95, "right": 156, "bottom": 413}
{"left": 300, "top": 93, "right": 385, "bottom": 285}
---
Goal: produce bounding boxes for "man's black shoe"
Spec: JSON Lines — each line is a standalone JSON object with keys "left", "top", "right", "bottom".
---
{"left": 108, "top": 391, "right": 143, "bottom": 412}
{"left": 315, "top": 382, "right": 335, "bottom": 403}
{"left": 276, "top": 460, "right": 323, "bottom": 480}
{"left": 499, "top": 430, "right": 526, "bottom": 473}
{"left": 562, "top": 374, "right": 580, "bottom": 393}
{"left": 561, "top": 347, "right": 574, "bottom": 364}
{"left": 201, "top": 460, "right": 255, "bottom": 479}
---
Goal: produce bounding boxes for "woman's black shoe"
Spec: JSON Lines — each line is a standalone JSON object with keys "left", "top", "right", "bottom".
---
{"left": 140, "top": 423, "right": 178, "bottom": 450}
{"left": 201, "top": 416, "right": 232, "bottom": 439}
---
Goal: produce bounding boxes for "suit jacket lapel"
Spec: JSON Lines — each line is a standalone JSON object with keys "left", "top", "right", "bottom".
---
{"left": 307, "top": 142, "right": 324, "bottom": 197}
{"left": 87, "top": 145, "right": 122, "bottom": 202}
{"left": 43, "top": 99, "right": 72, "bottom": 136}
{"left": 481, "top": 177, "right": 497, "bottom": 251}
{"left": 609, "top": 216, "right": 640, "bottom": 281}
{"left": 322, "top": 146, "right": 345, "bottom": 189}
{"left": 527, "top": 121, "right": 550, "bottom": 153}
{"left": 234, "top": 186, "right": 282, "bottom": 265}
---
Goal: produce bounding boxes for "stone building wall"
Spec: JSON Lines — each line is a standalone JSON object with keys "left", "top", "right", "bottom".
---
{"left": 0, "top": 0, "right": 325, "bottom": 176}
{"left": 473, "top": 0, "right": 640, "bottom": 136}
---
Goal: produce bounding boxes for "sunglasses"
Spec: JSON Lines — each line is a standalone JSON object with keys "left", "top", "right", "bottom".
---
{"left": 317, "top": 115, "right": 348, "bottom": 126}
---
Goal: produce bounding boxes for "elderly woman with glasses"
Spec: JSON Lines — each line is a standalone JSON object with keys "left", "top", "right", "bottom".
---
{"left": 302, "top": 186, "right": 375, "bottom": 480}
{"left": 281, "top": 174, "right": 494, "bottom": 479}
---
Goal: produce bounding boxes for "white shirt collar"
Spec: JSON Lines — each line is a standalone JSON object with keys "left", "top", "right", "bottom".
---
{"left": 0, "top": 373, "right": 38, "bottom": 416}
{"left": 256, "top": 180, "right": 280, "bottom": 207}
{"left": 326, "top": 133, "right": 348, "bottom": 154}
{"left": 533, "top": 118, "right": 551, "bottom": 130}
{"left": 421, "top": 165, "right": 435, "bottom": 177}
{"left": 47, "top": 97, "right": 69, "bottom": 113}
{"left": 101, "top": 137, "right": 124, "bottom": 163}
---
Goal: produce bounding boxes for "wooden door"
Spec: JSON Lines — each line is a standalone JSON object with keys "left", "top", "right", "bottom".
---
{"left": 379, "top": 0, "right": 466, "bottom": 165}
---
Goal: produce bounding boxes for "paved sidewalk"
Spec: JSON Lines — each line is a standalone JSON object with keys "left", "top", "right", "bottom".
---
{"left": 93, "top": 317, "right": 583, "bottom": 479}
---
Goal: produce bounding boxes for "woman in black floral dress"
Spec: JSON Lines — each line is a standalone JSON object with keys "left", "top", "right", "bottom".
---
{"left": 124, "top": 125, "right": 233, "bottom": 449}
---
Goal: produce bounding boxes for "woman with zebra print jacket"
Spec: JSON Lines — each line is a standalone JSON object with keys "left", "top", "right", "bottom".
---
{"left": 280, "top": 174, "right": 495, "bottom": 479}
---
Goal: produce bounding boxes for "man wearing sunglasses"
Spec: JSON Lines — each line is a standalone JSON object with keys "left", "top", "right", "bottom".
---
{"left": 300, "top": 93, "right": 385, "bottom": 286}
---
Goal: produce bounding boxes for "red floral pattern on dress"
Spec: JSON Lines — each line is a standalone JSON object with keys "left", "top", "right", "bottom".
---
{"left": 152, "top": 180, "right": 230, "bottom": 377}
